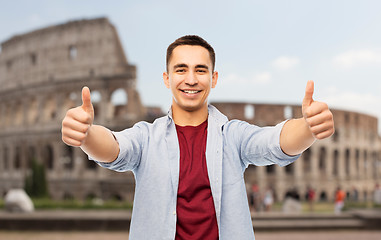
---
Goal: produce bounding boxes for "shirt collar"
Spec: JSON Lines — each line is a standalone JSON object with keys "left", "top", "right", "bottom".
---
{"left": 166, "top": 104, "right": 228, "bottom": 127}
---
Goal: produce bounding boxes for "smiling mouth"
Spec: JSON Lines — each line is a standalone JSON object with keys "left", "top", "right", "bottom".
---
{"left": 181, "top": 90, "right": 202, "bottom": 94}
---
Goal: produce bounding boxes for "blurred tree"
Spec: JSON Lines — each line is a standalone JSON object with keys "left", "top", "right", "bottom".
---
{"left": 25, "top": 159, "right": 48, "bottom": 198}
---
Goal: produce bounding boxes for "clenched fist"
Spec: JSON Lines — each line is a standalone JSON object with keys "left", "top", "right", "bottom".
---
{"left": 62, "top": 86, "right": 94, "bottom": 147}
{"left": 302, "top": 80, "right": 334, "bottom": 140}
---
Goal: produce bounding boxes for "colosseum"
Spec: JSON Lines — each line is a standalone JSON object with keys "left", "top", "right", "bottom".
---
{"left": 0, "top": 18, "right": 380, "bottom": 204}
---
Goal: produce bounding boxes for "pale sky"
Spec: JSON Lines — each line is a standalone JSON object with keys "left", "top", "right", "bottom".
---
{"left": 1, "top": 0, "right": 380, "bottom": 132}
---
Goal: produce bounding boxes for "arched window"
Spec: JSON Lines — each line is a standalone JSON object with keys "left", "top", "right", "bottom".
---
{"left": 69, "top": 45, "right": 77, "bottom": 60}
{"left": 111, "top": 88, "right": 128, "bottom": 106}
{"left": 372, "top": 152, "right": 378, "bottom": 178}
{"left": 14, "top": 146, "right": 21, "bottom": 170}
{"left": 319, "top": 147, "right": 327, "bottom": 173}
{"left": 319, "top": 191, "right": 327, "bottom": 202}
{"left": 333, "top": 150, "right": 339, "bottom": 176}
{"left": 28, "top": 146, "right": 36, "bottom": 169}
{"left": 266, "top": 165, "right": 275, "bottom": 174}
{"left": 303, "top": 148, "right": 311, "bottom": 173}
{"left": 244, "top": 104, "right": 255, "bottom": 120}
{"left": 285, "top": 163, "right": 294, "bottom": 175}
{"left": 332, "top": 129, "right": 339, "bottom": 142}
{"left": 355, "top": 149, "right": 360, "bottom": 177}
{"left": 90, "top": 90, "right": 102, "bottom": 103}
{"left": 86, "top": 153, "right": 97, "bottom": 170}
{"left": 3, "top": 147, "right": 9, "bottom": 170}
{"left": 284, "top": 106, "right": 293, "bottom": 119}
{"left": 63, "top": 146, "right": 74, "bottom": 170}
{"left": 43, "top": 145, "right": 54, "bottom": 170}
{"left": 345, "top": 149, "right": 351, "bottom": 176}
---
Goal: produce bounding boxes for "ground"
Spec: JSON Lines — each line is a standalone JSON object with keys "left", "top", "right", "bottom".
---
{"left": 1, "top": 231, "right": 381, "bottom": 240}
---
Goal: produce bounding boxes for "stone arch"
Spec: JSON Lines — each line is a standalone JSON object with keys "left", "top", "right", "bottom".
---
{"left": 303, "top": 148, "right": 311, "bottom": 173}
{"left": 3, "top": 146, "right": 9, "bottom": 170}
{"left": 319, "top": 147, "right": 327, "bottom": 173}
{"left": 332, "top": 129, "right": 339, "bottom": 142}
{"left": 111, "top": 193, "right": 123, "bottom": 201}
{"left": 333, "top": 150, "right": 339, "bottom": 176}
{"left": 42, "top": 145, "right": 54, "bottom": 170}
{"left": 90, "top": 90, "right": 102, "bottom": 103}
{"left": 69, "top": 45, "right": 77, "bottom": 60}
{"left": 372, "top": 151, "right": 378, "bottom": 178}
{"left": 319, "top": 191, "right": 327, "bottom": 201}
{"left": 14, "top": 146, "right": 21, "bottom": 170}
{"left": 0, "top": 103, "right": 4, "bottom": 128}
{"left": 355, "top": 149, "right": 360, "bottom": 177}
{"left": 14, "top": 101, "right": 23, "bottom": 126}
{"left": 285, "top": 163, "right": 294, "bottom": 175}
{"left": 27, "top": 146, "right": 37, "bottom": 169}
{"left": 284, "top": 105, "right": 293, "bottom": 119}
{"left": 90, "top": 90, "right": 102, "bottom": 118}
{"left": 27, "top": 97, "right": 39, "bottom": 125}
{"left": 363, "top": 150, "right": 368, "bottom": 175}
{"left": 63, "top": 91, "right": 78, "bottom": 112}
{"left": 244, "top": 104, "right": 255, "bottom": 120}
{"left": 86, "top": 157, "right": 97, "bottom": 170}
{"left": 62, "top": 145, "right": 74, "bottom": 170}
{"left": 111, "top": 88, "right": 127, "bottom": 106}
{"left": 266, "top": 165, "right": 275, "bottom": 174}
{"left": 4, "top": 103, "right": 12, "bottom": 127}
{"left": 43, "top": 95, "right": 57, "bottom": 122}
{"left": 345, "top": 149, "right": 351, "bottom": 176}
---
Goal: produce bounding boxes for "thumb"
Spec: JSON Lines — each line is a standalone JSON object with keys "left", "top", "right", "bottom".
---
{"left": 302, "top": 80, "right": 314, "bottom": 110}
{"left": 81, "top": 86, "right": 94, "bottom": 115}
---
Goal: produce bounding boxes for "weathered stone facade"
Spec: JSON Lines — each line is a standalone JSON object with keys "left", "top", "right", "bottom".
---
{"left": 1, "top": 18, "right": 380, "bottom": 204}
{"left": 212, "top": 102, "right": 381, "bottom": 202}
{"left": 0, "top": 18, "right": 149, "bottom": 201}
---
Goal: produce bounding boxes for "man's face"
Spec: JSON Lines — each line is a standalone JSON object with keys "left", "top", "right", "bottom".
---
{"left": 163, "top": 45, "right": 218, "bottom": 113}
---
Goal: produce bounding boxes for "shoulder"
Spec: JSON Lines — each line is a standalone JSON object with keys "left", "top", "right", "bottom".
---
{"left": 130, "top": 115, "right": 170, "bottom": 137}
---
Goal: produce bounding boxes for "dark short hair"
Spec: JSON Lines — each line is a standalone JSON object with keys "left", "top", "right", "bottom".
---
{"left": 166, "top": 35, "right": 216, "bottom": 72}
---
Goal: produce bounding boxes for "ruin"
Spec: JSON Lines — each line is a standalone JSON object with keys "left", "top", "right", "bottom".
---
{"left": 212, "top": 102, "right": 381, "bottom": 202}
{"left": 0, "top": 18, "right": 380, "bottom": 203}
{"left": 0, "top": 18, "right": 150, "bottom": 201}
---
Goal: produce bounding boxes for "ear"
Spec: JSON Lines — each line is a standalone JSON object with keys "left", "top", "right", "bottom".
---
{"left": 211, "top": 71, "right": 218, "bottom": 88}
{"left": 163, "top": 72, "right": 170, "bottom": 89}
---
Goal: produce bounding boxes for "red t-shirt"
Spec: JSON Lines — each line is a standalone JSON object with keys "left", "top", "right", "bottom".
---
{"left": 175, "top": 120, "right": 219, "bottom": 240}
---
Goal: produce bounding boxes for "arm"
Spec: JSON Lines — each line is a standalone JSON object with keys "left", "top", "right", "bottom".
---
{"left": 280, "top": 80, "right": 335, "bottom": 156}
{"left": 61, "top": 87, "right": 119, "bottom": 163}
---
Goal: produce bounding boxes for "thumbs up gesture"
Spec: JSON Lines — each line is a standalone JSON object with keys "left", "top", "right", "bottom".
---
{"left": 62, "top": 86, "right": 95, "bottom": 147}
{"left": 302, "top": 80, "right": 334, "bottom": 140}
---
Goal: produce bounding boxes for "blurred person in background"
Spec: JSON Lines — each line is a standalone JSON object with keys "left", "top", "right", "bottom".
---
{"left": 374, "top": 184, "right": 381, "bottom": 205}
{"left": 334, "top": 187, "right": 346, "bottom": 215}
{"left": 307, "top": 186, "right": 316, "bottom": 212}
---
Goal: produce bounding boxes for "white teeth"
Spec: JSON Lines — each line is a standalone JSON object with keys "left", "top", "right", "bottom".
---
{"left": 183, "top": 90, "right": 199, "bottom": 94}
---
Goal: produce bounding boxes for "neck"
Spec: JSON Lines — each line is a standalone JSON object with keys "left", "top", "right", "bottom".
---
{"left": 172, "top": 103, "right": 208, "bottom": 127}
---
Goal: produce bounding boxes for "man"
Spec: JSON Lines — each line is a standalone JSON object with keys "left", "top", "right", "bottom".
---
{"left": 62, "top": 35, "right": 334, "bottom": 239}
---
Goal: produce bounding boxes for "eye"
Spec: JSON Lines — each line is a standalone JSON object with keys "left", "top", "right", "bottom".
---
{"left": 196, "top": 69, "right": 207, "bottom": 73}
{"left": 176, "top": 68, "right": 186, "bottom": 73}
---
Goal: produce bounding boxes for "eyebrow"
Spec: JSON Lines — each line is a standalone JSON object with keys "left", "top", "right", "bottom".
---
{"left": 173, "top": 63, "right": 188, "bottom": 70}
{"left": 195, "top": 64, "right": 209, "bottom": 70}
{"left": 173, "top": 63, "right": 209, "bottom": 70}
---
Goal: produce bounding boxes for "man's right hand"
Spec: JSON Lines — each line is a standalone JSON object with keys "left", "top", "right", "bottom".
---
{"left": 62, "top": 86, "right": 94, "bottom": 147}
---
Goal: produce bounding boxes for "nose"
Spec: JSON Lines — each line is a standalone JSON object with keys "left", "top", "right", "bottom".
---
{"left": 184, "top": 71, "right": 198, "bottom": 86}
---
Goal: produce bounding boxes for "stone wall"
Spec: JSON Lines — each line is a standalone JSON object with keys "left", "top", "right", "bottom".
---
{"left": 212, "top": 102, "right": 381, "bottom": 202}
{"left": 0, "top": 18, "right": 148, "bottom": 202}
{"left": 0, "top": 18, "right": 379, "bottom": 204}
